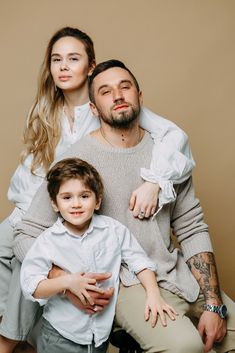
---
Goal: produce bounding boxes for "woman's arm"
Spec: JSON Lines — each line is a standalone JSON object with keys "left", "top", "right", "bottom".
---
{"left": 132, "top": 107, "right": 195, "bottom": 218}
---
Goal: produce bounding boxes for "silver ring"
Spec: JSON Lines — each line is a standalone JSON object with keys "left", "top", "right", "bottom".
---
{"left": 138, "top": 211, "right": 145, "bottom": 219}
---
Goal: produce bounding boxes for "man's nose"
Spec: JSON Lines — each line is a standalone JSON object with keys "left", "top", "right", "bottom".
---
{"left": 113, "top": 88, "right": 124, "bottom": 102}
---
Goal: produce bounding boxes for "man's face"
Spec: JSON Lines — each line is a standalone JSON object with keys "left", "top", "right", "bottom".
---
{"left": 90, "top": 67, "right": 143, "bottom": 129}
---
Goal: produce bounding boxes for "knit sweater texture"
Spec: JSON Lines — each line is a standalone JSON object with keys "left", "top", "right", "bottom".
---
{"left": 14, "top": 132, "right": 213, "bottom": 302}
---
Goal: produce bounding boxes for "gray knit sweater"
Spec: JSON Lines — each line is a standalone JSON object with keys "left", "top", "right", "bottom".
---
{"left": 14, "top": 132, "right": 213, "bottom": 302}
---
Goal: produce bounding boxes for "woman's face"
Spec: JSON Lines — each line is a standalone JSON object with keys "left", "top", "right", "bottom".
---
{"left": 50, "top": 36, "right": 92, "bottom": 92}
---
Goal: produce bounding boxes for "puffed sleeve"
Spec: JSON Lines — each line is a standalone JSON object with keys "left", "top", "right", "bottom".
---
{"left": 139, "top": 107, "right": 195, "bottom": 210}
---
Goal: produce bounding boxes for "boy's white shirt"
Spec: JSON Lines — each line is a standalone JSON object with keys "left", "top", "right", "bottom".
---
{"left": 20, "top": 214, "right": 156, "bottom": 347}
{"left": 8, "top": 105, "right": 195, "bottom": 224}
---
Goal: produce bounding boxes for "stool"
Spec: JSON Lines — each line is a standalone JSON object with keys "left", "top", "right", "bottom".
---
{"left": 109, "top": 329, "right": 142, "bottom": 353}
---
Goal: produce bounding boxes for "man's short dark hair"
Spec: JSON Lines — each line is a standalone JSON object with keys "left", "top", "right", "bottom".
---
{"left": 88, "top": 59, "right": 140, "bottom": 103}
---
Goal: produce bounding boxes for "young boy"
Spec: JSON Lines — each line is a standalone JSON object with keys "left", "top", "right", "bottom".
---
{"left": 20, "top": 158, "right": 177, "bottom": 353}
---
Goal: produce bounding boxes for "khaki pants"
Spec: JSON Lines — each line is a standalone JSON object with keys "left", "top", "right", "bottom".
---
{"left": 115, "top": 284, "right": 235, "bottom": 353}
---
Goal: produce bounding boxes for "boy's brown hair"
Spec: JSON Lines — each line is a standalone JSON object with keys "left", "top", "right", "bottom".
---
{"left": 46, "top": 158, "right": 104, "bottom": 203}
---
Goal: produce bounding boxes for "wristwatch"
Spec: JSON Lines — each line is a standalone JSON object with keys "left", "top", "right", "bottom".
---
{"left": 204, "top": 303, "right": 228, "bottom": 319}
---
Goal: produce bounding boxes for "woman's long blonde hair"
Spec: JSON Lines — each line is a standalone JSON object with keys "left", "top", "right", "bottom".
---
{"left": 21, "top": 27, "right": 95, "bottom": 173}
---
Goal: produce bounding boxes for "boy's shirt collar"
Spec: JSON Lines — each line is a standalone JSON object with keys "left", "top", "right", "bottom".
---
{"left": 51, "top": 214, "right": 109, "bottom": 238}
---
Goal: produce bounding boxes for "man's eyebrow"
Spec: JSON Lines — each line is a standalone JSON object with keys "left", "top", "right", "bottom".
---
{"left": 97, "top": 84, "right": 110, "bottom": 93}
{"left": 97, "top": 80, "right": 133, "bottom": 93}
{"left": 119, "top": 79, "right": 132, "bottom": 85}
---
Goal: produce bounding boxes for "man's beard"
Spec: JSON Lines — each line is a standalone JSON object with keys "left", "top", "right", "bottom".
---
{"left": 97, "top": 104, "right": 141, "bottom": 130}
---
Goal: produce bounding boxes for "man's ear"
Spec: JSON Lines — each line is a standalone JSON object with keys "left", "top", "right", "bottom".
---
{"left": 139, "top": 91, "right": 143, "bottom": 106}
{"left": 95, "top": 197, "right": 102, "bottom": 210}
{"left": 89, "top": 102, "right": 99, "bottom": 117}
{"left": 51, "top": 200, "right": 59, "bottom": 213}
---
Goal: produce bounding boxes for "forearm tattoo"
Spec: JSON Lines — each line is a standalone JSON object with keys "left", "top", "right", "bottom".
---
{"left": 187, "top": 252, "right": 222, "bottom": 304}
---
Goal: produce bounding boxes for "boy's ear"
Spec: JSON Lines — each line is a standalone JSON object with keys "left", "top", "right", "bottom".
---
{"left": 51, "top": 200, "right": 59, "bottom": 213}
{"left": 95, "top": 197, "right": 102, "bottom": 210}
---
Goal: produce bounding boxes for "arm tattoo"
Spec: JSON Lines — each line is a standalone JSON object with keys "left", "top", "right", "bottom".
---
{"left": 187, "top": 252, "right": 222, "bottom": 304}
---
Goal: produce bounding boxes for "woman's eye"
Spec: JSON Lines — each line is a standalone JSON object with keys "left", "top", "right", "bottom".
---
{"left": 70, "top": 57, "right": 79, "bottom": 61}
{"left": 51, "top": 58, "right": 61, "bottom": 62}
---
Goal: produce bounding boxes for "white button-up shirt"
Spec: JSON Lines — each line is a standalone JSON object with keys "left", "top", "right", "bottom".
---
{"left": 20, "top": 214, "right": 157, "bottom": 347}
{"left": 8, "top": 104, "right": 195, "bottom": 224}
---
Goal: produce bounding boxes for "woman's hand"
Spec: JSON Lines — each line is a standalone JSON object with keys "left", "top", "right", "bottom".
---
{"left": 129, "top": 182, "right": 160, "bottom": 219}
{"left": 145, "top": 289, "right": 178, "bottom": 327}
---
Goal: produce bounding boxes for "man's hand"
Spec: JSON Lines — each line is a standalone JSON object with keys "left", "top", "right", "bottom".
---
{"left": 66, "top": 287, "right": 114, "bottom": 314}
{"left": 198, "top": 311, "right": 227, "bottom": 352}
{"left": 49, "top": 268, "right": 114, "bottom": 314}
{"left": 129, "top": 181, "right": 160, "bottom": 219}
{"left": 66, "top": 272, "right": 114, "bottom": 314}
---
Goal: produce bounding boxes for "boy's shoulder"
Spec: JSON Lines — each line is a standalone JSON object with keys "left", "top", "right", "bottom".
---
{"left": 37, "top": 218, "right": 63, "bottom": 240}
{"left": 93, "top": 214, "right": 127, "bottom": 230}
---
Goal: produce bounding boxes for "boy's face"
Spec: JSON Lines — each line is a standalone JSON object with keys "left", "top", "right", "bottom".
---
{"left": 52, "top": 178, "right": 101, "bottom": 235}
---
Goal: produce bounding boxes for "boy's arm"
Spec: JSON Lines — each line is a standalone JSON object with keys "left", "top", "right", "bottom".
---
{"left": 34, "top": 273, "right": 104, "bottom": 305}
{"left": 49, "top": 266, "right": 114, "bottom": 313}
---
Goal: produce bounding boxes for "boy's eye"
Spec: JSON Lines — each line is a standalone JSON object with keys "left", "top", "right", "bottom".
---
{"left": 81, "top": 194, "right": 89, "bottom": 199}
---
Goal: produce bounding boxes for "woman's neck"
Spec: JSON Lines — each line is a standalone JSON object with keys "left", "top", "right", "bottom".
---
{"left": 63, "top": 81, "right": 89, "bottom": 108}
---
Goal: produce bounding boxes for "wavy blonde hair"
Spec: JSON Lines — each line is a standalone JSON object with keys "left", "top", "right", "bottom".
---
{"left": 21, "top": 27, "right": 96, "bottom": 173}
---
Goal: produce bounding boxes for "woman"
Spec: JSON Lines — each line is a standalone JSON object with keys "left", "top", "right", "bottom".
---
{"left": 0, "top": 27, "right": 194, "bottom": 353}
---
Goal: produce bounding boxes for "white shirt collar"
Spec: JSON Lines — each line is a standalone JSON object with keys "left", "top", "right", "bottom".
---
{"left": 51, "top": 214, "right": 109, "bottom": 237}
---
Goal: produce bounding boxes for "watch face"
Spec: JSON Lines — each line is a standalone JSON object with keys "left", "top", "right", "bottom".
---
{"left": 220, "top": 305, "right": 227, "bottom": 318}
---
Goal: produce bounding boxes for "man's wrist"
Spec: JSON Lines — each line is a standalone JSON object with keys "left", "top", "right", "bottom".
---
{"left": 203, "top": 303, "right": 228, "bottom": 319}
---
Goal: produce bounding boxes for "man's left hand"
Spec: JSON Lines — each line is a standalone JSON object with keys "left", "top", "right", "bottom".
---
{"left": 198, "top": 311, "right": 227, "bottom": 353}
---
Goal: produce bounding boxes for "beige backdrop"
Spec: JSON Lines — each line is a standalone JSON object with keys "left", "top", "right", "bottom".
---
{"left": 0, "top": 0, "right": 234, "bottom": 300}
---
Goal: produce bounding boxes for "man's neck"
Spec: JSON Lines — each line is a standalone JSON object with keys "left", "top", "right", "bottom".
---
{"left": 91, "top": 122, "right": 144, "bottom": 148}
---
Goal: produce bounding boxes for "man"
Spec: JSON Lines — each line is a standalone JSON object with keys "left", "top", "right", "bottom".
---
{"left": 15, "top": 60, "right": 235, "bottom": 353}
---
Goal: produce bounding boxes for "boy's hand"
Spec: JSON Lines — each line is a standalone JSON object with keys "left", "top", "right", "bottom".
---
{"left": 66, "top": 287, "right": 114, "bottom": 314}
{"left": 66, "top": 272, "right": 114, "bottom": 313}
{"left": 129, "top": 182, "right": 159, "bottom": 219}
{"left": 66, "top": 272, "right": 108, "bottom": 305}
{"left": 145, "top": 290, "right": 178, "bottom": 327}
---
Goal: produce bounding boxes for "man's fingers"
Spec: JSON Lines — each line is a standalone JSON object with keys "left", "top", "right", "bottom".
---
{"left": 204, "top": 335, "right": 214, "bottom": 353}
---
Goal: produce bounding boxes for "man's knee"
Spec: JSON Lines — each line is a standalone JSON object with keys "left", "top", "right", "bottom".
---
{"left": 142, "top": 329, "right": 204, "bottom": 353}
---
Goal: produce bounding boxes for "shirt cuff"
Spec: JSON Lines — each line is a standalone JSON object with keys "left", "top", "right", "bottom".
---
{"left": 140, "top": 168, "right": 176, "bottom": 216}
{"left": 22, "top": 275, "right": 48, "bottom": 306}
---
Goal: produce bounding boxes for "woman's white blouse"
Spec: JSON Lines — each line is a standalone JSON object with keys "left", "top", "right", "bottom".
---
{"left": 8, "top": 103, "right": 195, "bottom": 224}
